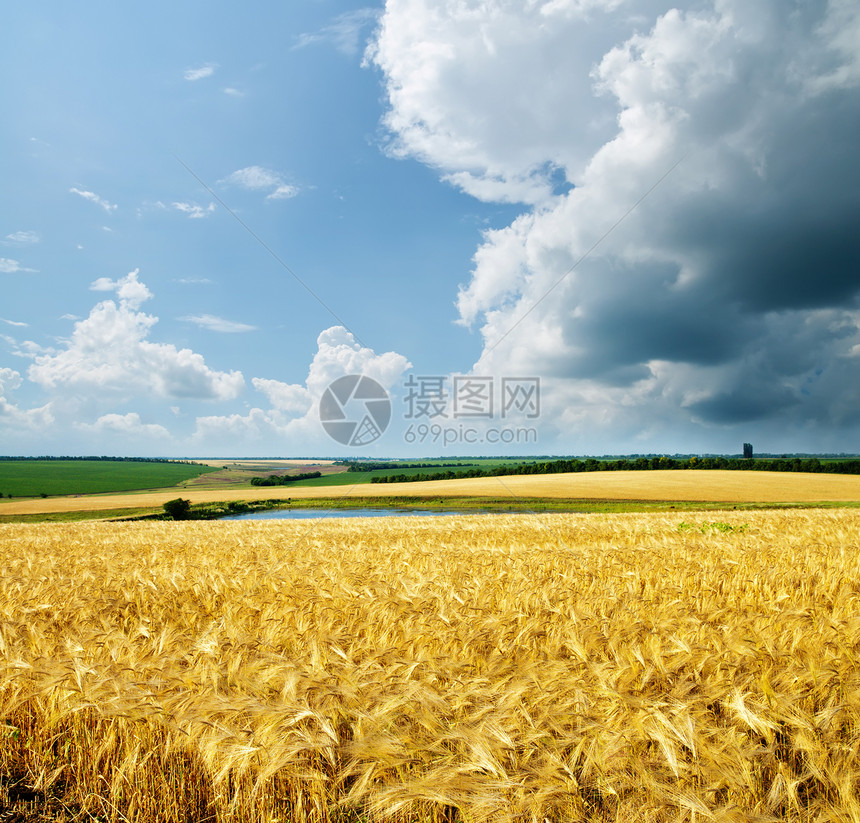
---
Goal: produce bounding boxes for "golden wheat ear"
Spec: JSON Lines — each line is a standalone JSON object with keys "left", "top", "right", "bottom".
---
{"left": 1, "top": 509, "right": 859, "bottom": 821}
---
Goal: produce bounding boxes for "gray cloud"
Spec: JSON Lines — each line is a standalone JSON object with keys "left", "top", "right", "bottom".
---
{"left": 371, "top": 0, "right": 860, "bottom": 449}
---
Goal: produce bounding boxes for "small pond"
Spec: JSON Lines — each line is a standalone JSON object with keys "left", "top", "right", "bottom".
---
{"left": 220, "top": 507, "right": 490, "bottom": 521}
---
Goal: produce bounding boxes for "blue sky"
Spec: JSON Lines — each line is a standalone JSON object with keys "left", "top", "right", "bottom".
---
{"left": 3, "top": 1, "right": 860, "bottom": 457}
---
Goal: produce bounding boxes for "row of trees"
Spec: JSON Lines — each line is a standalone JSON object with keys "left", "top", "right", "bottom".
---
{"left": 250, "top": 471, "right": 322, "bottom": 487}
{"left": 370, "top": 456, "right": 860, "bottom": 484}
{"left": 344, "top": 461, "right": 476, "bottom": 472}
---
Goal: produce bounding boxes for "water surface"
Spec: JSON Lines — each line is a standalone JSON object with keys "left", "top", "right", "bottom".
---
{"left": 221, "top": 507, "right": 482, "bottom": 521}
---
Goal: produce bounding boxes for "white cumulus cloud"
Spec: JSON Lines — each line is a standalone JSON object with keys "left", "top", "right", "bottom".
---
{"left": 251, "top": 377, "right": 313, "bottom": 414}
{"left": 0, "top": 367, "right": 53, "bottom": 430}
{"left": 0, "top": 258, "right": 37, "bottom": 274}
{"left": 29, "top": 270, "right": 244, "bottom": 402}
{"left": 0, "top": 367, "right": 22, "bottom": 394}
{"left": 366, "top": 0, "right": 624, "bottom": 205}
{"left": 78, "top": 412, "right": 171, "bottom": 439}
{"left": 180, "top": 314, "right": 257, "bottom": 333}
{"left": 306, "top": 326, "right": 412, "bottom": 397}
{"left": 184, "top": 63, "right": 217, "bottom": 81}
{"left": 220, "top": 166, "right": 299, "bottom": 200}
{"left": 3, "top": 230, "right": 40, "bottom": 245}
{"left": 89, "top": 269, "right": 152, "bottom": 310}
{"left": 70, "top": 187, "right": 117, "bottom": 212}
{"left": 193, "top": 326, "right": 410, "bottom": 448}
{"left": 170, "top": 201, "right": 216, "bottom": 219}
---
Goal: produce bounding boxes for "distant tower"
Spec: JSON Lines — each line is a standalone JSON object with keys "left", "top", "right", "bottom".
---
{"left": 743, "top": 443, "right": 753, "bottom": 459}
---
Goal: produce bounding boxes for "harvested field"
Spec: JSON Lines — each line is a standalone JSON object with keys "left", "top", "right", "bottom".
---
{"left": 2, "top": 509, "right": 860, "bottom": 821}
{"left": 2, "top": 469, "right": 860, "bottom": 517}
{"left": 177, "top": 460, "right": 347, "bottom": 489}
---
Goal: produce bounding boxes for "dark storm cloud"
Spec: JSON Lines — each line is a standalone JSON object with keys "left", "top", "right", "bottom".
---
{"left": 689, "top": 385, "right": 800, "bottom": 425}
{"left": 665, "top": 92, "right": 860, "bottom": 316}
{"left": 375, "top": 0, "right": 860, "bottom": 447}
{"left": 543, "top": 260, "right": 757, "bottom": 388}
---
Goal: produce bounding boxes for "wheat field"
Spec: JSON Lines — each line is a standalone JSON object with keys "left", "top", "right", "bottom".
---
{"left": 2, "top": 510, "right": 860, "bottom": 821}
{"left": 4, "top": 469, "right": 860, "bottom": 517}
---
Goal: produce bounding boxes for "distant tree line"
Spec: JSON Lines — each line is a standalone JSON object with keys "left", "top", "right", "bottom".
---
{"left": 345, "top": 461, "right": 477, "bottom": 472}
{"left": 250, "top": 471, "right": 322, "bottom": 486}
{"left": 370, "top": 456, "right": 860, "bottom": 483}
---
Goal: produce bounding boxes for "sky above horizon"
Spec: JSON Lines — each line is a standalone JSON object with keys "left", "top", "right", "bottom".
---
{"left": 2, "top": 0, "right": 860, "bottom": 458}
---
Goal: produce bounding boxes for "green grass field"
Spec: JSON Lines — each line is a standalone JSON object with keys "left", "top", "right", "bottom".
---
{"left": 0, "top": 460, "right": 218, "bottom": 498}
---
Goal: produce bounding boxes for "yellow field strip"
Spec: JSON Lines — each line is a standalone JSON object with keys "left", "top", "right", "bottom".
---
{"left": 2, "top": 469, "right": 860, "bottom": 515}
